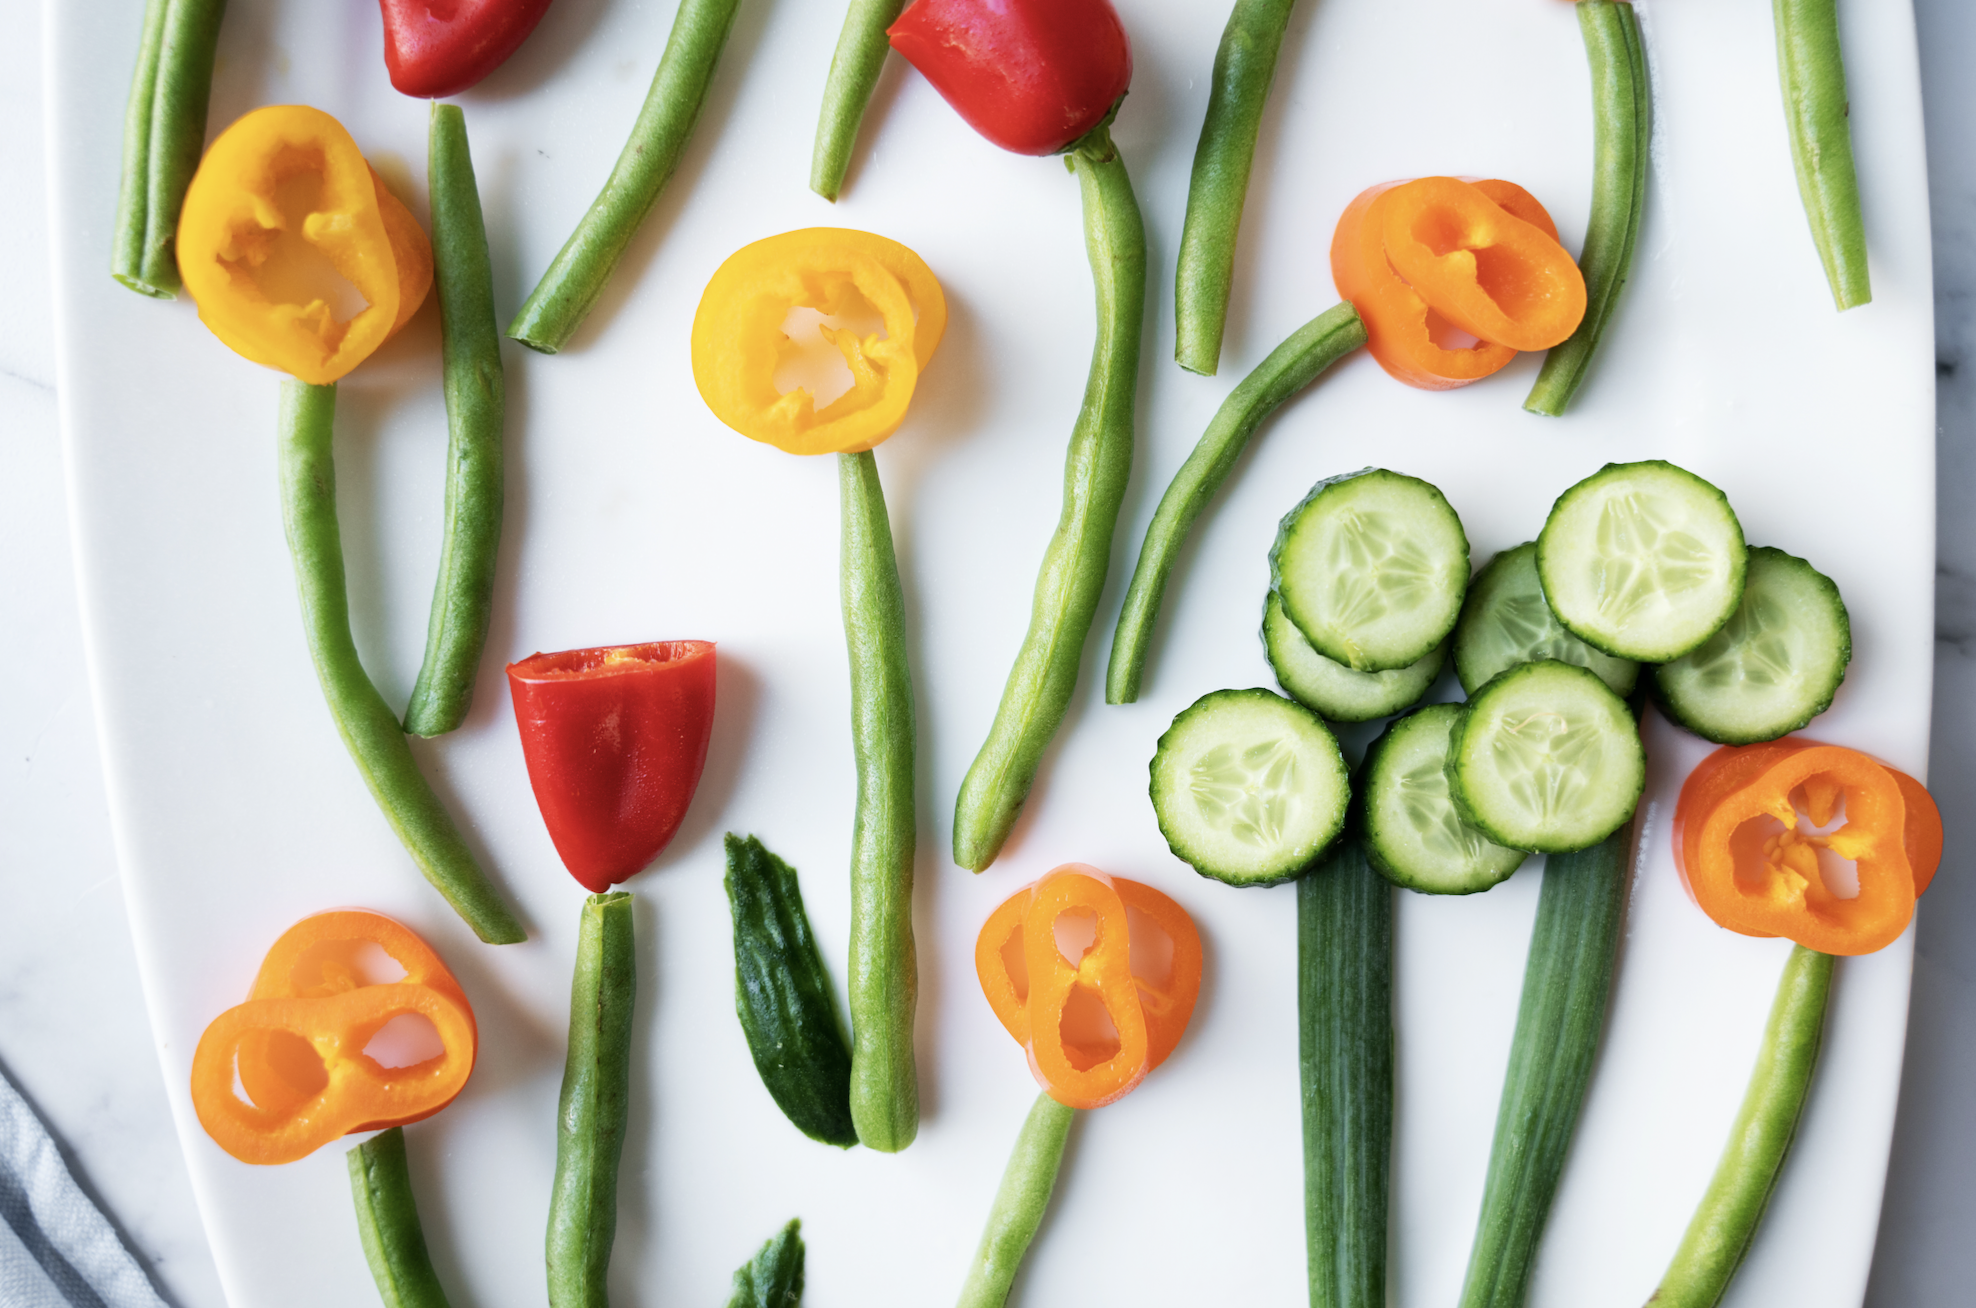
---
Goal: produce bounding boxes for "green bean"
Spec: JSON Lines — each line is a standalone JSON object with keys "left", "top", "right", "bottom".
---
{"left": 1773, "top": 0, "right": 1870, "bottom": 310}
{"left": 1107, "top": 301, "right": 1363, "bottom": 705}
{"left": 547, "top": 891, "right": 637, "bottom": 1308}
{"left": 507, "top": 0, "right": 745, "bottom": 353}
{"left": 810, "top": 0, "right": 908, "bottom": 202}
{"left": 954, "top": 1092, "right": 1077, "bottom": 1308}
{"left": 277, "top": 381, "right": 525, "bottom": 946}
{"left": 952, "top": 132, "right": 1145, "bottom": 872}
{"left": 839, "top": 450, "right": 920, "bottom": 1151}
{"left": 112, "top": 0, "right": 228, "bottom": 298}
{"left": 1457, "top": 827, "right": 1629, "bottom": 1308}
{"left": 405, "top": 105, "right": 507, "bottom": 739}
{"left": 1645, "top": 946, "right": 1833, "bottom": 1308}
{"left": 1172, "top": 0, "right": 1301, "bottom": 377}
{"left": 724, "top": 1218, "right": 805, "bottom": 1308}
{"left": 347, "top": 1127, "right": 454, "bottom": 1308}
{"left": 1524, "top": 0, "right": 1649, "bottom": 418}
{"left": 1298, "top": 836, "right": 1392, "bottom": 1308}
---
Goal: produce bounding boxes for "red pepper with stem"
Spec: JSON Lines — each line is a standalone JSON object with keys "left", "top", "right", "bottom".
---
{"left": 379, "top": 0, "right": 557, "bottom": 98}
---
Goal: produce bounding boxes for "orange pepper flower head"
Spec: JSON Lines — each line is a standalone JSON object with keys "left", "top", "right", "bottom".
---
{"left": 692, "top": 228, "right": 947, "bottom": 456}
{"left": 976, "top": 864, "right": 1203, "bottom": 1109}
{"left": 176, "top": 105, "right": 432, "bottom": 385}
{"left": 191, "top": 911, "right": 477, "bottom": 1164}
{"left": 1673, "top": 738, "right": 1943, "bottom": 955}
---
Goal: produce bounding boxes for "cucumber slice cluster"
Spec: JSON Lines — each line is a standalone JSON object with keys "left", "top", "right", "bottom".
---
{"left": 1447, "top": 661, "right": 1644, "bottom": 853}
{"left": 1270, "top": 468, "right": 1470, "bottom": 672}
{"left": 1537, "top": 460, "right": 1747, "bottom": 662}
{"left": 1455, "top": 543, "right": 1638, "bottom": 696}
{"left": 1654, "top": 546, "right": 1851, "bottom": 744}
{"left": 1151, "top": 688, "right": 1350, "bottom": 886}
{"left": 1263, "top": 592, "right": 1445, "bottom": 723}
{"left": 1361, "top": 705, "right": 1528, "bottom": 894}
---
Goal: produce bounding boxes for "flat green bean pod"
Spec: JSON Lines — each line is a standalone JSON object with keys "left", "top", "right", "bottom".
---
{"left": 348, "top": 1127, "right": 454, "bottom": 1308}
{"left": 112, "top": 0, "right": 228, "bottom": 297}
{"left": 810, "top": 0, "right": 908, "bottom": 201}
{"left": 1772, "top": 0, "right": 1870, "bottom": 309}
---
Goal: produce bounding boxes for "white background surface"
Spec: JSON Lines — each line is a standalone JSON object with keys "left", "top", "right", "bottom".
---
{"left": 5, "top": 0, "right": 1975, "bottom": 1305}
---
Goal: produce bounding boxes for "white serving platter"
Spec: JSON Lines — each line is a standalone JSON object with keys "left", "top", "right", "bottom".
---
{"left": 46, "top": 0, "right": 1934, "bottom": 1304}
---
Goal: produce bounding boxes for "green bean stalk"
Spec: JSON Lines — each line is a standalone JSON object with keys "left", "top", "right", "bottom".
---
{"left": 1106, "top": 302, "right": 1363, "bottom": 704}
{"left": 112, "top": 0, "right": 227, "bottom": 297}
{"left": 954, "top": 1092, "right": 1078, "bottom": 1308}
{"left": 811, "top": 0, "right": 910, "bottom": 201}
{"left": 1772, "top": 0, "right": 1871, "bottom": 310}
{"left": 278, "top": 381, "right": 525, "bottom": 945}
{"left": 508, "top": 0, "right": 745, "bottom": 353}
{"left": 348, "top": 1127, "right": 456, "bottom": 1308}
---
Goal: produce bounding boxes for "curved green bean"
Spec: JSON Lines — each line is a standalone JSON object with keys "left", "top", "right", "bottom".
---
{"left": 347, "top": 1127, "right": 453, "bottom": 1308}
{"left": 277, "top": 381, "right": 525, "bottom": 946}
{"left": 507, "top": 0, "right": 745, "bottom": 353}
{"left": 1172, "top": 0, "right": 1301, "bottom": 377}
{"left": 725, "top": 1218, "right": 806, "bottom": 1308}
{"left": 955, "top": 1092, "right": 1077, "bottom": 1308}
{"left": 1106, "top": 301, "right": 1363, "bottom": 705}
{"left": 406, "top": 104, "right": 506, "bottom": 739}
{"left": 839, "top": 450, "right": 920, "bottom": 1151}
{"left": 112, "top": 0, "right": 228, "bottom": 298}
{"left": 1645, "top": 946, "right": 1833, "bottom": 1308}
{"left": 952, "top": 132, "right": 1146, "bottom": 873}
{"left": 1773, "top": 0, "right": 1870, "bottom": 310}
{"left": 1525, "top": 0, "right": 1650, "bottom": 418}
{"left": 810, "top": 0, "right": 908, "bottom": 201}
{"left": 548, "top": 891, "right": 638, "bottom": 1308}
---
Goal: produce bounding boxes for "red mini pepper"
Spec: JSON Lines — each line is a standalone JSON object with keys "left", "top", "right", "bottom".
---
{"left": 507, "top": 641, "right": 716, "bottom": 892}
{"left": 379, "top": 0, "right": 557, "bottom": 99}
{"left": 887, "top": 0, "right": 1132, "bottom": 156}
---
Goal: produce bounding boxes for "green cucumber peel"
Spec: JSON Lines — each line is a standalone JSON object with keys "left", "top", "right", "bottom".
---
{"left": 725, "top": 1218, "right": 807, "bottom": 1308}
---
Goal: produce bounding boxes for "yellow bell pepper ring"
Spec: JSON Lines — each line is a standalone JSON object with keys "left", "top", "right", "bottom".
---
{"left": 176, "top": 105, "right": 433, "bottom": 385}
{"left": 691, "top": 228, "right": 946, "bottom": 456}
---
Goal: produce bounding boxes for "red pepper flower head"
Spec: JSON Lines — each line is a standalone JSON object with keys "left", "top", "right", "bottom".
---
{"left": 888, "top": 0, "right": 1133, "bottom": 156}
{"left": 379, "top": 0, "right": 557, "bottom": 99}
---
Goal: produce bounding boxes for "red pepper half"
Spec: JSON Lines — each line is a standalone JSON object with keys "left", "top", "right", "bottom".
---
{"left": 887, "top": 0, "right": 1132, "bottom": 156}
{"left": 379, "top": 0, "right": 557, "bottom": 99}
{"left": 507, "top": 641, "right": 716, "bottom": 892}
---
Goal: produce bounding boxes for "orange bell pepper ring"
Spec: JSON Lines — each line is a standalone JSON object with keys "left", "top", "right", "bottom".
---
{"left": 1331, "top": 178, "right": 1561, "bottom": 391}
{"left": 191, "top": 911, "right": 477, "bottom": 1164}
{"left": 976, "top": 864, "right": 1203, "bottom": 1109}
{"left": 1672, "top": 739, "right": 1942, "bottom": 955}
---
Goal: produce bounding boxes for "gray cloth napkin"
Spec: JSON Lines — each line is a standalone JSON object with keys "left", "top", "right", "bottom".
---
{"left": 0, "top": 1068, "right": 168, "bottom": 1308}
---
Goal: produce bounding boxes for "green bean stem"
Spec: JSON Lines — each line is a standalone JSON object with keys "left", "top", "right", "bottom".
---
{"left": 507, "top": 0, "right": 745, "bottom": 353}
{"left": 725, "top": 1218, "right": 806, "bottom": 1308}
{"left": 1457, "top": 826, "right": 1630, "bottom": 1308}
{"left": 954, "top": 1092, "right": 1078, "bottom": 1308}
{"left": 112, "top": 0, "right": 228, "bottom": 297}
{"left": 1107, "top": 301, "right": 1363, "bottom": 704}
{"left": 547, "top": 892, "right": 638, "bottom": 1308}
{"left": 1773, "top": 0, "right": 1870, "bottom": 309}
{"left": 1524, "top": 0, "right": 1650, "bottom": 418}
{"left": 952, "top": 131, "right": 1146, "bottom": 872}
{"left": 406, "top": 105, "right": 506, "bottom": 739}
{"left": 839, "top": 450, "right": 921, "bottom": 1150}
{"left": 1172, "top": 0, "right": 1301, "bottom": 376}
{"left": 347, "top": 1128, "right": 454, "bottom": 1308}
{"left": 277, "top": 381, "right": 525, "bottom": 945}
{"left": 1645, "top": 946, "right": 1834, "bottom": 1308}
{"left": 1299, "top": 835, "right": 1393, "bottom": 1308}
{"left": 810, "top": 0, "right": 908, "bottom": 201}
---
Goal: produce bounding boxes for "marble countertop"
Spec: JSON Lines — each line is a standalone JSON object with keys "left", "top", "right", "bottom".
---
{"left": 3, "top": 2, "right": 1972, "bottom": 1305}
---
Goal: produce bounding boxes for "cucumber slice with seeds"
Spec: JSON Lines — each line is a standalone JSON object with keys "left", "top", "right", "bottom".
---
{"left": 1654, "top": 546, "right": 1851, "bottom": 744}
{"left": 1264, "top": 591, "right": 1445, "bottom": 723}
{"left": 1455, "top": 542, "right": 1638, "bottom": 697}
{"left": 1270, "top": 468, "right": 1471, "bottom": 672}
{"left": 1151, "top": 688, "right": 1350, "bottom": 886}
{"left": 1537, "top": 460, "right": 1747, "bottom": 662}
{"left": 1361, "top": 705, "right": 1528, "bottom": 894}
{"left": 1448, "top": 660, "right": 1644, "bottom": 853}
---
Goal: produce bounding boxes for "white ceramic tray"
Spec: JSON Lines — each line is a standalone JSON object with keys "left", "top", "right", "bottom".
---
{"left": 47, "top": 0, "right": 1934, "bottom": 1303}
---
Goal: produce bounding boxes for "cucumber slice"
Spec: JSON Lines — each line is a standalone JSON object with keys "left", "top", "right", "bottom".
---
{"left": 1537, "top": 460, "right": 1748, "bottom": 662}
{"left": 1654, "top": 546, "right": 1851, "bottom": 744}
{"left": 1454, "top": 542, "right": 1638, "bottom": 697}
{"left": 1447, "top": 661, "right": 1644, "bottom": 853}
{"left": 1360, "top": 705, "right": 1528, "bottom": 894}
{"left": 1270, "top": 468, "right": 1471, "bottom": 672}
{"left": 1151, "top": 688, "right": 1350, "bottom": 886}
{"left": 1264, "top": 591, "right": 1445, "bottom": 723}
